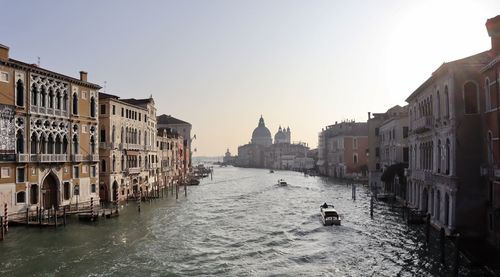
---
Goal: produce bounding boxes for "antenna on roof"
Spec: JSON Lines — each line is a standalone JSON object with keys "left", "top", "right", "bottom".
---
{"left": 37, "top": 57, "right": 40, "bottom": 67}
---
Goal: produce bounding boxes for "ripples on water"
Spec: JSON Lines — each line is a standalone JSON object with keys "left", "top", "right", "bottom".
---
{"left": 0, "top": 167, "right": 490, "bottom": 276}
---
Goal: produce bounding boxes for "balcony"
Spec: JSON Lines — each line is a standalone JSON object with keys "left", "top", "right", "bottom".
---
{"left": 412, "top": 169, "right": 432, "bottom": 182}
{"left": 16, "top": 154, "right": 30, "bottom": 162}
{"left": 128, "top": 167, "right": 141, "bottom": 174}
{"left": 412, "top": 116, "right": 434, "bottom": 133}
{"left": 30, "top": 105, "right": 69, "bottom": 118}
{"left": 86, "top": 154, "right": 99, "bottom": 162}
{"left": 29, "top": 154, "right": 67, "bottom": 163}
{"left": 71, "top": 154, "right": 83, "bottom": 162}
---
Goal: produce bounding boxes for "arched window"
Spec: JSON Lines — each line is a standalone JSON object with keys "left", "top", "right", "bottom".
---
{"left": 101, "top": 159, "right": 106, "bottom": 172}
{"left": 353, "top": 154, "right": 358, "bottom": 164}
{"left": 62, "top": 136, "right": 68, "bottom": 154}
{"left": 139, "top": 156, "right": 142, "bottom": 168}
{"left": 55, "top": 135, "right": 62, "bottom": 154}
{"left": 112, "top": 155, "right": 116, "bottom": 172}
{"left": 488, "top": 131, "right": 494, "bottom": 163}
{"left": 47, "top": 134, "right": 54, "bottom": 154}
{"left": 16, "top": 79, "right": 24, "bottom": 107}
{"left": 30, "top": 184, "right": 39, "bottom": 204}
{"left": 56, "top": 90, "right": 61, "bottom": 110}
{"left": 40, "top": 134, "right": 47, "bottom": 154}
{"left": 464, "top": 81, "right": 478, "bottom": 114}
{"left": 437, "top": 140, "right": 441, "bottom": 173}
{"left": 486, "top": 78, "right": 491, "bottom": 111}
{"left": 31, "top": 133, "right": 38, "bottom": 154}
{"left": 90, "top": 97, "right": 96, "bottom": 118}
{"left": 90, "top": 135, "right": 96, "bottom": 154}
{"left": 16, "top": 191, "right": 26, "bottom": 204}
{"left": 445, "top": 86, "right": 450, "bottom": 118}
{"left": 31, "top": 84, "right": 38, "bottom": 106}
{"left": 436, "top": 90, "right": 441, "bottom": 118}
{"left": 48, "top": 89, "right": 54, "bottom": 109}
{"left": 16, "top": 130, "right": 24, "bottom": 154}
{"left": 121, "top": 127, "right": 124, "bottom": 144}
{"left": 446, "top": 139, "right": 451, "bottom": 175}
{"left": 139, "top": 130, "right": 141, "bottom": 144}
{"left": 41, "top": 86, "right": 47, "bottom": 107}
{"left": 112, "top": 126, "right": 116, "bottom": 142}
{"left": 121, "top": 155, "right": 125, "bottom": 171}
{"left": 72, "top": 134, "right": 79, "bottom": 154}
{"left": 436, "top": 190, "right": 441, "bottom": 222}
{"left": 63, "top": 93, "right": 68, "bottom": 111}
{"left": 72, "top": 93, "right": 78, "bottom": 115}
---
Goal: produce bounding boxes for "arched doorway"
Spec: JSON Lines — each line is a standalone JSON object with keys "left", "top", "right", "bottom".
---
{"left": 99, "top": 184, "right": 108, "bottom": 202}
{"left": 112, "top": 181, "right": 118, "bottom": 202}
{"left": 42, "top": 173, "right": 59, "bottom": 209}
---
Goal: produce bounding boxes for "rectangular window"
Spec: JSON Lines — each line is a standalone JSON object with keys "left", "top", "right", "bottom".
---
{"left": 403, "top": 147, "right": 409, "bottom": 163}
{"left": 353, "top": 138, "right": 358, "bottom": 150}
{"left": 91, "top": 165, "right": 97, "bottom": 177}
{"left": 73, "top": 166, "right": 80, "bottom": 178}
{"left": 112, "top": 105, "right": 116, "bottom": 115}
{"left": 403, "top": 127, "right": 409, "bottom": 138}
{"left": 375, "top": 147, "right": 380, "bottom": 157}
{"left": 139, "top": 114, "right": 141, "bottom": 121}
{"left": 121, "top": 108, "right": 124, "bottom": 117}
{"left": 63, "top": 182, "right": 71, "bottom": 200}
{"left": 100, "top": 129, "right": 106, "bottom": 143}
{"left": 0, "top": 71, "right": 9, "bottom": 83}
{"left": 82, "top": 92, "right": 87, "bottom": 99}
{"left": 100, "top": 104, "right": 106, "bottom": 115}
{"left": 16, "top": 167, "right": 25, "bottom": 183}
{"left": 91, "top": 184, "right": 96, "bottom": 193}
{"left": 1, "top": 167, "right": 11, "bottom": 178}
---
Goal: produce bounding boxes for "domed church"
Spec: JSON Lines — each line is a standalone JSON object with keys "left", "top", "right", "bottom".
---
{"left": 251, "top": 115, "right": 273, "bottom": 146}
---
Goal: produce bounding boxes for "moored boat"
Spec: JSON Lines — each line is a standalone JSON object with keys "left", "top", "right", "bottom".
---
{"left": 277, "top": 179, "right": 287, "bottom": 186}
{"left": 320, "top": 204, "right": 341, "bottom": 226}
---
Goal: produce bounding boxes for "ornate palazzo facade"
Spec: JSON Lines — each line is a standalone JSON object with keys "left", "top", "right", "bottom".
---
{"left": 0, "top": 44, "right": 100, "bottom": 213}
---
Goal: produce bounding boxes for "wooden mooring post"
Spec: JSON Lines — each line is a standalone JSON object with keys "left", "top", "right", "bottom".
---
{"left": 4, "top": 203, "right": 8, "bottom": 233}
{"left": 176, "top": 183, "right": 179, "bottom": 199}
{"left": 0, "top": 216, "right": 4, "bottom": 241}
{"left": 53, "top": 206, "right": 57, "bottom": 229}
{"left": 26, "top": 208, "right": 29, "bottom": 226}
{"left": 425, "top": 214, "right": 430, "bottom": 243}
{"left": 185, "top": 182, "right": 187, "bottom": 197}
{"left": 370, "top": 196, "right": 374, "bottom": 218}
{"left": 137, "top": 192, "right": 141, "bottom": 212}
{"left": 453, "top": 233, "right": 460, "bottom": 277}
{"left": 352, "top": 184, "right": 356, "bottom": 200}
{"left": 63, "top": 206, "right": 67, "bottom": 227}
{"left": 440, "top": 227, "right": 446, "bottom": 264}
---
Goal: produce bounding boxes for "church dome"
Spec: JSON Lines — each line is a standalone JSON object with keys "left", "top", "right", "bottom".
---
{"left": 251, "top": 116, "right": 272, "bottom": 146}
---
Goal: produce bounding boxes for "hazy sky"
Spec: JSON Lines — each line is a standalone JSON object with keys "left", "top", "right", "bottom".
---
{"left": 2, "top": 0, "right": 499, "bottom": 156}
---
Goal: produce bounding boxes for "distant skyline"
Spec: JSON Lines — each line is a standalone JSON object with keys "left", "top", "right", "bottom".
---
{"left": 2, "top": 0, "right": 499, "bottom": 156}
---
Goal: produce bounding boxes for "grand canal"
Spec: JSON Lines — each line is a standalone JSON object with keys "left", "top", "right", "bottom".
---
{"left": 0, "top": 166, "right": 489, "bottom": 276}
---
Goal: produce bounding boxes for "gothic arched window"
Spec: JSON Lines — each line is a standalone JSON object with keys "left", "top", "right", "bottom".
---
{"left": 16, "top": 79, "right": 24, "bottom": 107}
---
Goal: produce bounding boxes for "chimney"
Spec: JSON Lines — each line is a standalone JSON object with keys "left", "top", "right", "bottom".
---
{"left": 486, "top": 15, "right": 500, "bottom": 52}
{"left": 368, "top": 112, "right": 371, "bottom": 120}
{"left": 79, "top": 71, "right": 88, "bottom": 82}
{"left": 0, "top": 44, "right": 9, "bottom": 60}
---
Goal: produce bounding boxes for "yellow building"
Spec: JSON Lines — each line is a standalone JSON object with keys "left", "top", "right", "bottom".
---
{"left": 0, "top": 44, "right": 100, "bottom": 214}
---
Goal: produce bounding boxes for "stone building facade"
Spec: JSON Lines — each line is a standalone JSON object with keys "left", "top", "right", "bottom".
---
{"left": 98, "top": 93, "right": 157, "bottom": 202}
{"left": 0, "top": 44, "right": 100, "bottom": 213}
{"left": 157, "top": 128, "right": 185, "bottom": 188}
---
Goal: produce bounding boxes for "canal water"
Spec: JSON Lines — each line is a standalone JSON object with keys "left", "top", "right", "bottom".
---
{"left": 0, "top": 166, "right": 489, "bottom": 276}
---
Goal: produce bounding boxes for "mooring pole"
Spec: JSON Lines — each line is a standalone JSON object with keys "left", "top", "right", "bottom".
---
{"left": 185, "top": 182, "right": 187, "bottom": 197}
{"left": 176, "top": 183, "right": 179, "bottom": 199}
{"left": 0, "top": 216, "right": 3, "bottom": 241}
{"left": 63, "top": 206, "right": 67, "bottom": 227}
{"left": 26, "top": 208, "right": 29, "bottom": 226}
{"left": 138, "top": 192, "right": 141, "bottom": 213}
{"left": 453, "top": 233, "right": 460, "bottom": 277}
{"left": 352, "top": 184, "right": 356, "bottom": 200}
{"left": 53, "top": 206, "right": 57, "bottom": 229}
{"left": 90, "top": 197, "right": 94, "bottom": 222}
{"left": 425, "top": 214, "right": 430, "bottom": 244}
{"left": 370, "top": 196, "right": 374, "bottom": 218}
{"left": 4, "top": 203, "right": 8, "bottom": 233}
{"left": 440, "top": 227, "right": 446, "bottom": 264}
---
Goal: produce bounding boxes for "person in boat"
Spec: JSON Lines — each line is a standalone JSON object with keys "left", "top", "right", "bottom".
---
{"left": 322, "top": 202, "right": 328, "bottom": 208}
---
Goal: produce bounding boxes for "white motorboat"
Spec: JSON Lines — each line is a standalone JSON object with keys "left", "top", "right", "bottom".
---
{"left": 277, "top": 179, "right": 287, "bottom": 186}
{"left": 320, "top": 204, "right": 341, "bottom": 226}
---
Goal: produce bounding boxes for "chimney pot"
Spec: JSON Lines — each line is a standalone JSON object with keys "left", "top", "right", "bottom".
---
{"left": 79, "top": 71, "right": 88, "bottom": 82}
{"left": 0, "top": 44, "right": 9, "bottom": 60}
